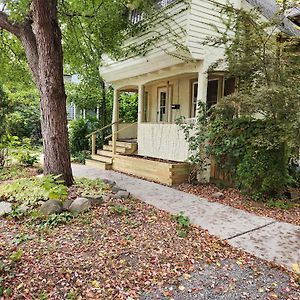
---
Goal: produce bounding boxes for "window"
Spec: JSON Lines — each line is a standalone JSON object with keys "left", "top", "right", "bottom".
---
{"left": 207, "top": 79, "right": 219, "bottom": 110}
{"left": 224, "top": 77, "right": 236, "bottom": 97}
{"left": 159, "top": 90, "right": 167, "bottom": 122}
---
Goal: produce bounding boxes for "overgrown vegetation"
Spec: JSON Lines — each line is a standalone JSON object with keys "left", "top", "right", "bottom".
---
{"left": 179, "top": 2, "right": 300, "bottom": 200}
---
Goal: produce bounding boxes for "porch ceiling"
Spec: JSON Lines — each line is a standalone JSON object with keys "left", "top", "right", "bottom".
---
{"left": 114, "top": 61, "right": 202, "bottom": 90}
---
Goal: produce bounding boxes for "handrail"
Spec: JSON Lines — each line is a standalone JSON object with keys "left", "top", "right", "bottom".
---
{"left": 86, "top": 119, "right": 123, "bottom": 138}
{"left": 105, "top": 122, "right": 137, "bottom": 140}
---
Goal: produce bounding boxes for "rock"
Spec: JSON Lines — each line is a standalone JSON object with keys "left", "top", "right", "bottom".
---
{"left": 102, "top": 195, "right": 111, "bottom": 202}
{"left": 18, "top": 204, "right": 29, "bottom": 213}
{"left": 62, "top": 199, "right": 74, "bottom": 211}
{"left": 113, "top": 191, "right": 130, "bottom": 200}
{"left": 0, "top": 202, "right": 12, "bottom": 216}
{"left": 102, "top": 179, "right": 116, "bottom": 187}
{"left": 69, "top": 197, "right": 91, "bottom": 213}
{"left": 212, "top": 192, "right": 225, "bottom": 199}
{"left": 40, "top": 200, "right": 62, "bottom": 215}
{"left": 85, "top": 195, "right": 103, "bottom": 207}
{"left": 112, "top": 185, "right": 126, "bottom": 193}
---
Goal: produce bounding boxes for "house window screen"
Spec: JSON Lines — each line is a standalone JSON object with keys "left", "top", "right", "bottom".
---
{"left": 207, "top": 79, "right": 219, "bottom": 110}
{"left": 159, "top": 91, "right": 167, "bottom": 122}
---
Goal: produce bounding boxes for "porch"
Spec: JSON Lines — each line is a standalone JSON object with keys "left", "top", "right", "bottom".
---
{"left": 87, "top": 62, "right": 235, "bottom": 185}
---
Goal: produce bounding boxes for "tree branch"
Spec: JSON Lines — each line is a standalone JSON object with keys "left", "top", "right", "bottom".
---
{"left": 0, "top": 11, "right": 21, "bottom": 37}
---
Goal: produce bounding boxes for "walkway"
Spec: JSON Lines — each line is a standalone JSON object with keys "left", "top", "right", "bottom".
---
{"left": 72, "top": 164, "right": 300, "bottom": 271}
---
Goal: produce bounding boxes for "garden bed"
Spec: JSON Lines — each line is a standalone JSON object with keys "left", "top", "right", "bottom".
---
{"left": 0, "top": 177, "right": 299, "bottom": 299}
{"left": 113, "top": 154, "right": 190, "bottom": 185}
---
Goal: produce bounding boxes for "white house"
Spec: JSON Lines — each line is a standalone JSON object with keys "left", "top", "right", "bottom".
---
{"left": 86, "top": 0, "right": 299, "bottom": 185}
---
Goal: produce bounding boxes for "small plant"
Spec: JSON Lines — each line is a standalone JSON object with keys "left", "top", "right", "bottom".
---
{"left": 110, "top": 204, "right": 131, "bottom": 216}
{"left": 42, "top": 175, "right": 68, "bottom": 201}
{"left": 75, "top": 177, "right": 105, "bottom": 197}
{"left": 9, "top": 249, "right": 23, "bottom": 263}
{"left": 12, "top": 234, "right": 32, "bottom": 246}
{"left": 174, "top": 212, "right": 191, "bottom": 238}
{"left": 267, "top": 199, "right": 294, "bottom": 210}
{"left": 38, "top": 212, "right": 74, "bottom": 229}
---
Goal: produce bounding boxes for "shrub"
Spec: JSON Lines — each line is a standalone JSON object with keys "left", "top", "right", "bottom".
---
{"left": 236, "top": 146, "right": 288, "bottom": 199}
{"left": 68, "top": 117, "right": 101, "bottom": 157}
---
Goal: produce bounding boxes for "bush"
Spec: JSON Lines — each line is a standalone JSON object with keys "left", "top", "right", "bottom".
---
{"left": 207, "top": 115, "right": 290, "bottom": 199}
{"left": 68, "top": 117, "right": 101, "bottom": 157}
{"left": 236, "top": 146, "right": 288, "bottom": 199}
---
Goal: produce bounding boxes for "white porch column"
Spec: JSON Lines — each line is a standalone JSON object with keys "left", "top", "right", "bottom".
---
{"left": 197, "top": 68, "right": 211, "bottom": 183}
{"left": 112, "top": 88, "right": 120, "bottom": 132}
{"left": 112, "top": 89, "right": 120, "bottom": 155}
{"left": 138, "top": 84, "right": 145, "bottom": 124}
{"left": 197, "top": 70, "right": 208, "bottom": 112}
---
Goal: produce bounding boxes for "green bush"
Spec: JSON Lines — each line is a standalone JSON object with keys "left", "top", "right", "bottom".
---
{"left": 236, "top": 146, "right": 288, "bottom": 199}
{"left": 207, "top": 115, "right": 290, "bottom": 200}
{"left": 68, "top": 117, "right": 101, "bottom": 157}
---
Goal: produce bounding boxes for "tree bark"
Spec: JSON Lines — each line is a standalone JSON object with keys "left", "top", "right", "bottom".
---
{"left": 31, "top": 0, "right": 73, "bottom": 186}
{"left": 0, "top": 1, "right": 74, "bottom": 186}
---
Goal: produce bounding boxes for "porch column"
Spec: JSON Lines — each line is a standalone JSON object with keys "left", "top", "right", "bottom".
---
{"left": 112, "top": 88, "right": 120, "bottom": 155}
{"left": 197, "top": 70, "right": 208, "bottom": 112}
{"left": 138, "top": 84, "right": 145, "bottom": 123}
{"left": 197, "top": 69, "right": 211, "bottom": 183}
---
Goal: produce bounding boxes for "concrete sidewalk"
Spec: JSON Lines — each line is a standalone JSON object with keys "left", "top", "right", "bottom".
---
{"left": 72, "top": 164, "right": 300, "bottom": 271}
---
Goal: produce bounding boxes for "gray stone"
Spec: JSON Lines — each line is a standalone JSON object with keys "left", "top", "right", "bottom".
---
{"left": 85, "top": 195, "right": 103, "bottom": 207}
{"left": 112, "top": 185, "right": 126, "bottom": 193}
{"left": 69, "top": 197, "right": 91, "bottom": 213}
{"left": 0, "top": 202, "right": 12, "bottom": 216}
{"left": 102, "top": 179, "right": 116, "bottom": 187}
{"left": 40, "top": 200, "right": 62, "bottom": 215}
{"left": 102, "top": 195, "right": 111, "bottom": 202}
{"left": 62, "top": 199, "right": 73, "bottom": 211}
{"left": 211, "top": 192, "right": 225, "bottom": 199}
{"left": 113, "top": 191, "right": 130, "bottom": 200}
{"left": 18, "top": 204, "right": 29, "bottom": 213}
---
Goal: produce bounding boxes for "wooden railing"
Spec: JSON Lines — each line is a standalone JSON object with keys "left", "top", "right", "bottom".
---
{"left": 129, "top": 0, "right": 176, "bottom": 24}
{"left": 105, "top": 122, "right": 137, "bottom": 156}
{"left": 87, "top": 120, "right": 123, "bottom": 156}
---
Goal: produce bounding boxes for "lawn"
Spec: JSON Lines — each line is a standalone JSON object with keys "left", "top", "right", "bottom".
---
{"left": 0, "top": 178, "right": 299, "bottom": 299}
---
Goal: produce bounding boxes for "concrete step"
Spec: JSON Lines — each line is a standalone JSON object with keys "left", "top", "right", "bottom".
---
{"left": 91, "top": 154, "right": 112, "bottom": 164}
{"left": 85, "top": 159, "right": 112, "bottom": 170}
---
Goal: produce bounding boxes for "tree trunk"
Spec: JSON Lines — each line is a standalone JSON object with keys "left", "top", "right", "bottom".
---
{"left": 31, "top": 0, "right": 73, "bottom": 186}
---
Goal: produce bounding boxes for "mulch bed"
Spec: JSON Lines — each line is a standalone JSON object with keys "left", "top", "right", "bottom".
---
{"left": 1, "top": 196, "right": 299, "bottom": 299}
{"left": 177, "top": 183, "right": 300, "bottom": 226}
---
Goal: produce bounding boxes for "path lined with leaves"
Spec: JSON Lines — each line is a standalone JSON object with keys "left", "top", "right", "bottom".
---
{"left": 72, "top": 164, "right": 300, "bottom": 272}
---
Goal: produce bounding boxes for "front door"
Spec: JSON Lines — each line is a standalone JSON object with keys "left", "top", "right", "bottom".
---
{"left": 158, "top": 87, "right": 168, "bottom": 122}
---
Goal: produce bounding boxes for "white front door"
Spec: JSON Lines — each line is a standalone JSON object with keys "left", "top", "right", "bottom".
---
{"left": 158, "top": 87, "right": 168, "bottom": 122}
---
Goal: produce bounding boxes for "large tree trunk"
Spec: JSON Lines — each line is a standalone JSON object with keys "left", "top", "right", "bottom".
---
{"left": 0, "top": 0, "right": 74, "bottom": 186}
{"left": 31, "top": 0, "right": 73, "bottom": 186}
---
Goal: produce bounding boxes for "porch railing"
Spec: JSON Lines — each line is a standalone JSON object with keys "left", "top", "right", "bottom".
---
{"left": 105, "top": 122, "right": 137, "bottom": 155}
{"left": 87, "top": 119, "right": 123, "bottom": 156}
{"left": 129, "top": 0, "right": 176, "bottom": 24}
